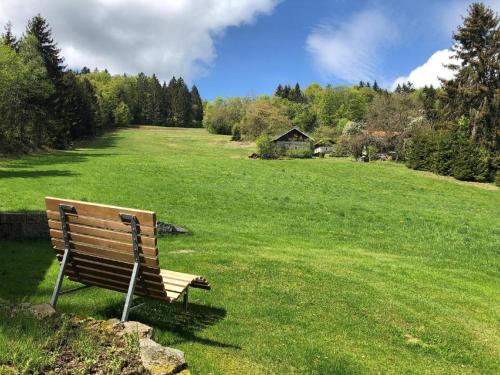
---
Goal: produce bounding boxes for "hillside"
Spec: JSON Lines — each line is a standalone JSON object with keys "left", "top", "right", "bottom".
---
{"left": 0, "top": 127, "right": 499, "bottom": 374}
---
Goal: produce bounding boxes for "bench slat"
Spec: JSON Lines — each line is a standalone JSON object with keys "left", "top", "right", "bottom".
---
{"left": 65, "top": 274, "right": 170, "bottom": 301}
{"left": 50, "top": 229, "right": 157, "bottom": 257}
{"left": 48, "top": 220, "right": 156, "bottom": 247}
{"left": 52, "top": 240, "right": 159, "bottom": 268}
{"left": 46, "top": 197, "right": 156, "bottom": 227}
{"left": 64, "top": 268, "right": 166, "bottom": 294}
{"left": 63, "top": 262, "right": 165, "bottom": 287}
{"left": 55, "top": 251, "right": 161, "bottom": 276}
{"left": 47, "top": 211, "right": 156, "bottom": 236}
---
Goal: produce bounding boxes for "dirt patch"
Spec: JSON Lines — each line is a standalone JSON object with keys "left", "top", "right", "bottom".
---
{"left": 171, "top": 249, "right": 196, "bottom": 254}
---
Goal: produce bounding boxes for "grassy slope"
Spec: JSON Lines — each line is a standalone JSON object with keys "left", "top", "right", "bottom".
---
{"left": 0, "top": 127, "right": 499, "bottom": 374}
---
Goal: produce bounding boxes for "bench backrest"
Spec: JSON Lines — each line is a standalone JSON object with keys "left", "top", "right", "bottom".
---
{"left": 45, "top": 197, "right": 168, "bottom": 300}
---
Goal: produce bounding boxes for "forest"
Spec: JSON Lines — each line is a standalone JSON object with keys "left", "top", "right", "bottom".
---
{"left": 0, "top": 15, "right": 203, "bottom": 154}
{"left": 204, "top": 3, "right": 499, "bottom": 184}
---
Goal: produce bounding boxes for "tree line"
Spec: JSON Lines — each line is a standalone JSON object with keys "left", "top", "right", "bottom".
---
{"left": 204, "top": 3, "right": 499, "bottom": 183}
{"left": 0, "top": 15, "right": 203, "bottom": 154}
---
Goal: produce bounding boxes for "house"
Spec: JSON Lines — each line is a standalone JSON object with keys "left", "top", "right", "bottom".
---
{"left": 271, "top": 127, "right": 313, "bottom": 151}
{"left": 313, "top": 139, "right": 334, "bottom": 156}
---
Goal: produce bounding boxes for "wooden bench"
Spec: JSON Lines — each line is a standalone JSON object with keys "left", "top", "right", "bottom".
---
{"left": 45, "top": 197, "right": 210, "bottom": 321}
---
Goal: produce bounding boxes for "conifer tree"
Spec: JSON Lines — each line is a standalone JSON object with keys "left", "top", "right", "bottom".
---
{"left": 170, "top": 77, "right": 191, "bottom": 127}
{"left": 1, "top": 21, "right": 17, "bottom": 50}
{"left": 26, "top": 14, "right": 64, "bottom": 84}
{"left": 190, "top": 85, "right": 203, "bottom": 127}
{"left": 136, "top": 73, "right": 149, "bottom": 123}
{"left": 274, "top": 84, "right": 284, "bottom": 98}
{"left": 161, "top": 82, "right": 171, "bottom": 125}
{"left": 149, "top": 74, "right": 163, "bottom": 125}
{"left": 442, "top": 2, "right": 499, "bottom": 150}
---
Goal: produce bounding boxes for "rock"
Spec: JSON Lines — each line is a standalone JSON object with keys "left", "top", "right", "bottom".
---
{"left": 119, "top": 321, "right": 154, "bottom": 339}
{"left": 139, "top": 338, "right": 188, "bottom": 375}
{"left": 157, "top": 221, "right": 189, "bottom": 235}
{"left": 29, "top": 303, "right": 56, "bottom": 319}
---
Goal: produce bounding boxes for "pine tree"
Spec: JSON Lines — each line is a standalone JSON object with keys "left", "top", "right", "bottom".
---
{"left": 282, "top": 85, "right": 291, "bottom": 100}
{"left": 442, "top": 2, "right": 499, "bottom": 150}
{"left": 160, "top": 82, "right": 171, "bottom": 125}
{"left": 80, "top": 66, "right": 91, "bottom": 74}
{"left": 274, "top": 84, "right": 284, "bottom": 98}
{"left": 190, "top": 85, "right": 203, "bottom": 127}
{"left": 26, "top": 14, "right": 65, "bottom": 84}
{"left": 1, "top": 21, "right": 17, "bottom": 50}
{"left": 372, "top": 80, "right": 380, "bottom": 92}
{"left": 169, "top": 77, "right": 191, "bottom": 127}
{"left": 136, "top": 73, "right": 149, "bottom": 123}
{"left": 289, "top": 83, "right": 304, "bottom": 102}
{"left": 149, "top": 74, "right": 163, "bottom": 125}
{"left": 422, "top": 85, "right": 438, "bottom": 124}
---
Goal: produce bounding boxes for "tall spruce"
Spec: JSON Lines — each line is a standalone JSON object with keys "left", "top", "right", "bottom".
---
{"left": 2, "top": 21, "right": 17, "bottom": 50}
{"left": 148, "top": 74, "right": 163, "bottom": 125}
{"left": 26, "top": 15, "right": 64, "bottom": 84}
{"left": 190, "top": 85, "right": 203, "bottom": 127}
{"left": 169, "top": 77, "right": 191, "bottom": 127}
{"left": 161, "top": 82, "right": 171, "bottom": 125}
{"left": 442, "top": 2, "right": 499, "bottom": 150}
{"left": 136, "top": 73, "right": 149, "bottom": 123}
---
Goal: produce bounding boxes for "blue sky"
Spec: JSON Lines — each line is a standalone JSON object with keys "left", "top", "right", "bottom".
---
{"left": 1, "top": 0, "right": 499, "bottom": 100}
{"left": 195, "top": 0, "right": 499, "bottom": 99}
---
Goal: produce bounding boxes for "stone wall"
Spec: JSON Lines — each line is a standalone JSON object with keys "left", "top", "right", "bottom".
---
{"left": 0, "top": 211, "right": 49, "bottom": 240}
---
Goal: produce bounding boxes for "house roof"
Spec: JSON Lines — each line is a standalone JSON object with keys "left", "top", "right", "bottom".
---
{"left": 271, "top": 127, "right": 314, "bottom": 142}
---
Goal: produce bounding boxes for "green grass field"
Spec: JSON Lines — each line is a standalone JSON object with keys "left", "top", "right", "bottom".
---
{"left": 0, "top": 127, "right": 499, "bottom": 374}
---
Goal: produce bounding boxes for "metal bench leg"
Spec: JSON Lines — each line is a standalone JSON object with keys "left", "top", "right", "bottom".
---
{"left": 50, "top": 247, "right": 69, "bottom": 308}
{"left": 121, "top": 261, "right": 140, "bottom": 322}
{"left": 183, "top": 289, "right": 189, "bottom": 312}
{"left": 51, "top": 204, "right": 74, "bottom": 308}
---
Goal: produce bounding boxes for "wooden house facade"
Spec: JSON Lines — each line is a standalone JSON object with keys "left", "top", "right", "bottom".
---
{"left": 271, "top": 128, "right": 313, "bottom": 151}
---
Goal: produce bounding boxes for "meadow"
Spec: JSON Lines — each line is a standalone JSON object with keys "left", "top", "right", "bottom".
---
{"left": 0, "top": 127, "right": 499, "bottom": 374}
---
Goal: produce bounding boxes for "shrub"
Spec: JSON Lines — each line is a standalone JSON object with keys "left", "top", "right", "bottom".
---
{"left": 286, "top": 148, "right": 313, "bottom": 159}
{"left": 113, "top": 102, "right": 132, "bottom": 127}
{"left": 495, "top": 171, "right": 500, "bottom": 187}
{"left": 256, "top": 134, "right": 278, "bottom": 159}
{"left": 231, "top": 125, "right": 241, "bottom": 141}
{"left": 405, "top": 129, "right": 495, "bottom": 182}
{"left": 367, "top": 145, "right": 378, "bottom": 161}
{"left": 332, "top": 136, "right": 351, "bottom": 157}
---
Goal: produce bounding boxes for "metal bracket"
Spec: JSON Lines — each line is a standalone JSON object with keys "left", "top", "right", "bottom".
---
{"left": 50, "top": 204, "right": 75, "bottom": 308}
{"left": 120, "top": 213, "right": 144, "bottom": 322}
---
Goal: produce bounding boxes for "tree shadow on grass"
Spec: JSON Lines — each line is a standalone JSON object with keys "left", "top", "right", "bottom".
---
{"left": 0, "top": 170, "right": 78, "bottom": 179}
{"left": 0, "top": 240, "right": 55, "bottom": 302}
{"left": 0, "top": 132, "right": 121, "bottom": 170}
{"left": 101, "top": 299, "right": 240, "bottom": 349}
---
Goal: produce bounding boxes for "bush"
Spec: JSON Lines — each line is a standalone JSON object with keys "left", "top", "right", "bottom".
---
{"left": 286, "top": 148, "right": 313, "bottom": 159}
{"left": 113, "top": 102, "right": 132, "bottom": 127}
{"left": 405, "top": 129, "right": 495, "bottom": 182}
{"left": 231, "top": 125, "right": 241, "bottom": 141}
{"left": 332, "top": 136, "right": 351, "bottom": 157}
{"left": 367, "top": 145, "right": 378, "bottom": 161}
{"left": 495, "top": 171, "right": 500, "bottom": 187}
{"left": 256, "top": 134, "right": 278, "bottom": 159}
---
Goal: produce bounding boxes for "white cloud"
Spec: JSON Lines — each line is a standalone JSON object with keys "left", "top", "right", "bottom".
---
{"left": 306, "top": 9, "right": 398, "bottom": 83}
{"left": 392, "top": 49, "right": 458, "bottom": 90}
{"left": 0, "top": 0, "right": 280, "bottom": 82}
